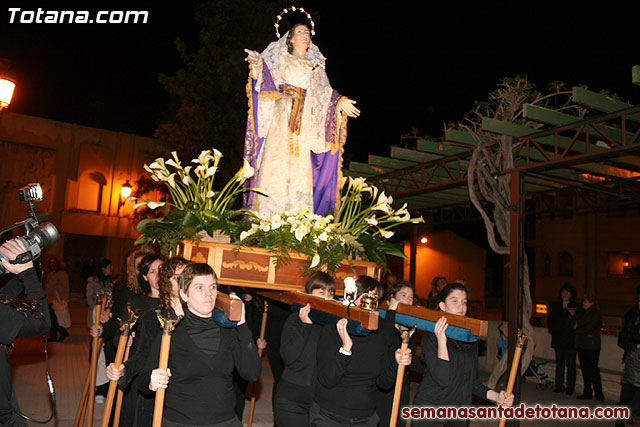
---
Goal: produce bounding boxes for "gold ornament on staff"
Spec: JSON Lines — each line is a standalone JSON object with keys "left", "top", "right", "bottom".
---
{"left": 498, "top": 330, "right": 526, "bottom": 427}
{"left": 360, "top": 290, "right": 378, "bottom": 311}
{"left": 248, "top": 300, "right": 269, "bottom": 427}
{"left": 152, "top": 310, "right": 183, "bottom": 427}
{"left": 390, "top": 325, "right": 416, "bottom": 427}
{"left": 100, "top": 304, "right": 139, "bottom": 427}
{"left": 275, "top": 6, "right": 315, "bottom": 38}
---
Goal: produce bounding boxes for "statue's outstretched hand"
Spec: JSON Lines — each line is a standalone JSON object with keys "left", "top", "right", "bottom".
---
{"left": 338, "top": 97, "right": 360, "bottom": 118}
{"left": 244, "top": 49, "right": 261, "bottom": 65}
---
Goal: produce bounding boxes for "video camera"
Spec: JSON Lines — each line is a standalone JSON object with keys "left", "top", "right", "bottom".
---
{"left": 0, "top": 183, "right": 60, "bottom": 274}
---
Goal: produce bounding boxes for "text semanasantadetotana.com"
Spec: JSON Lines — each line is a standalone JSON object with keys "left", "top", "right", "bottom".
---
{"left": 402, "top": 404, "right": 630, "bottom": 420}
{"left": 8, "top": 8, "right": 148, "bottom": 24}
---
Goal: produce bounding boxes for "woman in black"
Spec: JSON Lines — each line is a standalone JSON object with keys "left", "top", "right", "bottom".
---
{"left": 0, "top": 239, "right": 51, "bottom": 427}
{"left": 574, "top": 294, "right": 604, "bottom": 401}
{"left": 144, "top": 262, "right": 261, "bottom": 426}
{"left": 106, "top": 256, "right": 187, "bottom": 426}
{"left": 547, "top": 283, "right": 577, "bottom": 394}
{"left": 311, "top": 276, "right": 411, "bottom": 427}
{"left": 375, "top": 280, "right": 417, "bottom": 426}
{"left": 274, "top": 271, "right": 336, "bottom": 426}
{"left": 413, "top": 283, "right": 512, "bottom": 426}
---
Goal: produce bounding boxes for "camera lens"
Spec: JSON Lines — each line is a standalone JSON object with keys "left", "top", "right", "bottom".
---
{"left": 34, "top": 223, "right": 60, "bottom": 247}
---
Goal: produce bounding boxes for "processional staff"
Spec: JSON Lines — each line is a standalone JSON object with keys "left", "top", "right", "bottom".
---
{"left": 74, "top": 291, "right": 108, "bottom": 427}
{"left": 390, "top": 326, "right": 416, "bottom": 427}
{"left": 152, "top": 310, "right": 182, "bottom": 427}
{"left": 113, "top": 342, "right": 132, "bottom": 426}
{"left": 498, "top": 331, "right": 526, "bottom": 427}
{"left": 100, "top": 304, "right": 139, "bottom": 427}
{"left": 248, "top": 300, "right": 269, "bottom": 427}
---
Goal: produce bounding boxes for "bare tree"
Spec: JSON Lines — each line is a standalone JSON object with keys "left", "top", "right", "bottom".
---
{"left": 458, "top": 76, "right": 581, "bottom": 387}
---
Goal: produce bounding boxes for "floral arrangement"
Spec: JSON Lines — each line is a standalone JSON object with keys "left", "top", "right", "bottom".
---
{"left": 133, "top": 149, "right": 259, "bottom": 254}
{"left": 238, "top": 176, "right": 423, "bottom": 273}
{"left": 134, "top": 149, "right": 423, "bottom": 273}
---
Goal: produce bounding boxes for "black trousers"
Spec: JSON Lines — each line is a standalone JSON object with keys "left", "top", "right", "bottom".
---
{"left": 617, "top": 382, "right": 639, "bottom": 425}
{"left": 274, "top": 395, "right": 311, "bottom": 427}
{"left": 577, "top": 348, "right": 603, "bottom": 398}
{"left": 309, "top": 401, "right": 379, "bottom": 427}
{"left": 554, "top": 347, "right": 576, "bottom": 392}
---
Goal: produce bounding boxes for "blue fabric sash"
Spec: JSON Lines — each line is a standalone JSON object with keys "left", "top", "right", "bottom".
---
{"left": 214, "top": 309, "right": 238, "bottom": 328}
{"left": 378, "top": 308, "right": 478, "bottom": 343}
{"left": 291, "top": 302, "right": 371, "bottom": 336}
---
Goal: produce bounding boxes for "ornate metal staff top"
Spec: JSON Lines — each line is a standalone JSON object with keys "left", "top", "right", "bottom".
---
{"left": 119, "top": 303, "right": 140, "bottom": 336}
{"left": 400, "top": 325, "right": 417, "bottom": 344}
{"left": 156, "top": 309, "right": 183, "bottom": 336}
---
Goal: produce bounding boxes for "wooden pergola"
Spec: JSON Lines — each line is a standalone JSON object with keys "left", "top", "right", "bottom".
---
{"left": 346, "top": 66, "right": 640, "bottom": 413}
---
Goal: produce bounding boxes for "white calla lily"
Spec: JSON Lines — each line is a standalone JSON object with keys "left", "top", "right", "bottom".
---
{"left": 147, "top": 201, "right": 165, "bottom": 210}
{"left": 167, "top": 173, "right": 176, "bottom": 188}
{"left": 166, "top": 159, "right": 180, "bottom": 169}
{"left": 239, "top": 159, "right": 255, "bottom": 180}
{"left": 310, "top": 253, "right": 321, "bottom": 269}
{"left": 381, "top": 230, "right": 394, "bottom": 239}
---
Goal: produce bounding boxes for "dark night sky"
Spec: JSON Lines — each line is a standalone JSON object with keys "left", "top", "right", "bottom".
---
{"left": 2, "top": 1, "right": 639, "bottom": 163}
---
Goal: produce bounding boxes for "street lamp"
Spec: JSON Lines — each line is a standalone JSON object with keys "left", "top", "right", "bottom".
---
{"left": 117, "top": 180, "right": 132, "bottom": 215}
{"left": 0, "top": 76, "right": 16, "bottom": 110}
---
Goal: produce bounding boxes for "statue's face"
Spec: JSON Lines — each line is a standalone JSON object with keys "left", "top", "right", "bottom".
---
{"left": 290, "top": 25, "right": 310, "bottom": 54}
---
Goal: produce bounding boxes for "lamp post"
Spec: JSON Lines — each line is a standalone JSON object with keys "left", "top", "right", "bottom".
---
{"left": 0, "top": 76, "right": 16, "bottom": 110}
{"left": 117, "top": 180, "right": 132, "bottom": 215}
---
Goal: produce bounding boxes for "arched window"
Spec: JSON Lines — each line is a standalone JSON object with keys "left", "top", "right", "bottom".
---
{"left": 558, "top": 251, "right": 573, "bottom": 277}
{"left": 77, "top": 171, "right": 106, "bottom": 212}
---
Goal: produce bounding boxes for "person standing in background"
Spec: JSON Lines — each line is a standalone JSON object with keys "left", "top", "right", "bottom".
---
{"left": 44, "top": 257, "right": 70, "bottom": 342}
{"left": 574, "top": 294, "right": 604, "bottom": 401}
{"left": 548, "top": 283, "right": 577, "bottom": 395}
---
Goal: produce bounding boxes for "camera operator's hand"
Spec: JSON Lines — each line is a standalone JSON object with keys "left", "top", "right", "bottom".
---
{"left": 0, "top": 239, "right": 33, "bottom": 274}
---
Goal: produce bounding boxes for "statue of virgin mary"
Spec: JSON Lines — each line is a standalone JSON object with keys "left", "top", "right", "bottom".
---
{"left": 243, "top": 17, "right": 359, "bottom": 217}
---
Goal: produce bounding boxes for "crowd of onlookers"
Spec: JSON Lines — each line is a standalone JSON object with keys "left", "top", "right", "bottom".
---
{"left": 548, "top": 282, "right": 640, "bottom": 426}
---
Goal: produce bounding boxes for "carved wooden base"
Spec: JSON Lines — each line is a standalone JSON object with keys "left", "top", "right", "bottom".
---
{"left": 181, "top": 241, "right": 381, "bottom": 294}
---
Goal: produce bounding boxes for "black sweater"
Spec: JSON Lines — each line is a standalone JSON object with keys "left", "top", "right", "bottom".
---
{"left": 414, "top": 332, "right": 489, "bottom": 407}
{"left": 277, "top": 312, "right": 323, "bottom": 402}
{"left": 141, "top": 312, "right": 261, "bottom": 425}
{"left": 548, "top": 301, "right": 576, "bottom": 349}
{"left": 314, "top": 311, "right": 398, "bottom": 419}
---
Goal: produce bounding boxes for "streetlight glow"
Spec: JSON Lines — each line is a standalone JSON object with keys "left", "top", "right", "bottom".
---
{"left": 0, "top": 77, "right": 15, "bottom": 109}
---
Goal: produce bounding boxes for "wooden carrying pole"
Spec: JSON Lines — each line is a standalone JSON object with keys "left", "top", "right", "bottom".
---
{"left": 101, "top": 305, "right": 138, "bottom": 427}
{"left": 390, "top": 326, "right": 416, "bottom": 427}
{"left": 152, "top": 312, "right": 181, "bottom": 427}
{"left": 113, "top": 344, "right": 131, "bottom": 427}
{"left": 258, "top": 291, "right": 379, "bottom": 330}
{"left": 216, "top": 291, "right": 243, "bottom": 321}
{"left": 498, "top": 331, "right": 526, "bottom": 427}
{"left": 247, "top": 300, "right": 269, "bottom": 427}
{"left": 383, "top": 302, "right": 488, "bottom": 337}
